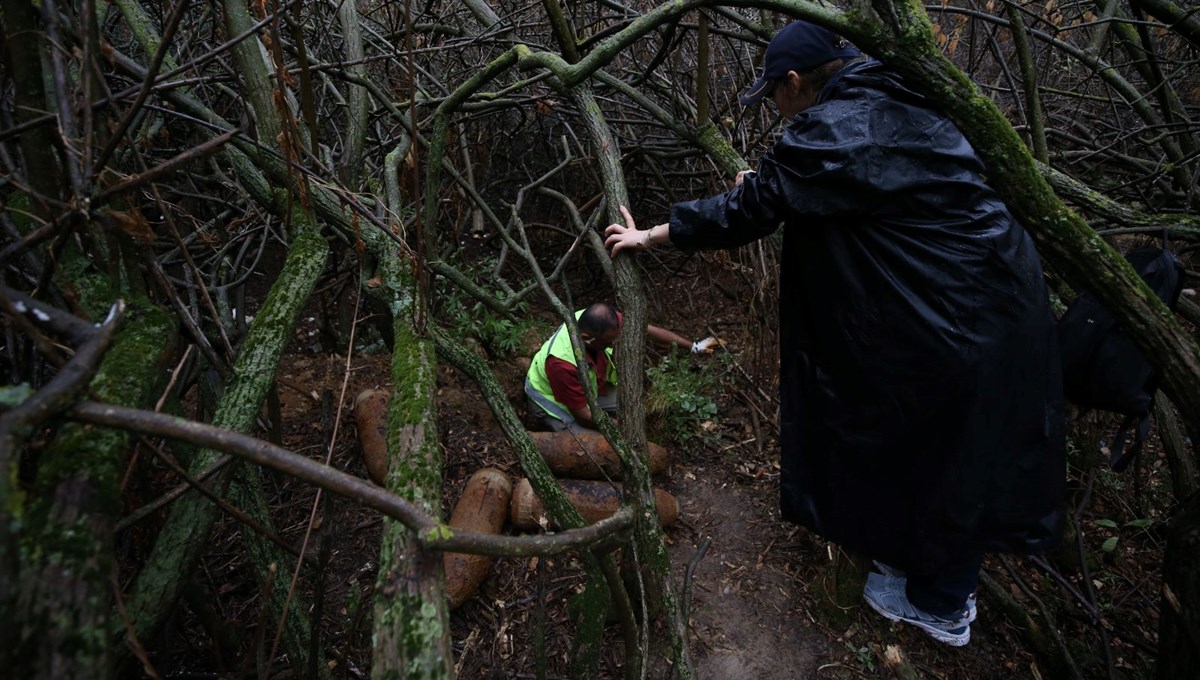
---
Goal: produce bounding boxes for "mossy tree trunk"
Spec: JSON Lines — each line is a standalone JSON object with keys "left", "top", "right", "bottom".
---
{"left": 370, "top": 321, "right": 454, "bottom": 678}
{"left": 2, "top": 0, "right": 327, "bottom": 674}
{"left": 370, "top": 143, "right": 453, "bottom": 679}
{"left": 559, "top": 79, "right": 693, "bottom": 677}
{"left": 506, "top": 43, "right": 702, "bottom": 673}
{"left": 11, "top": 298, "right": 175, "bottom": 679}
{"left": 409, "top": 50, "right": 614, "bottom": 677}
{"left": 105, "top": 0, "right": 330, "bottom": 669}
{"left": 427, "top": 327, "right": 622, "bottom": 679}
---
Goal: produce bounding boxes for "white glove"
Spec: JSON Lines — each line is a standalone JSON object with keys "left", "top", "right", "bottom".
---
{"left": 691, "top": 336, "right": 721, "bottom": 354}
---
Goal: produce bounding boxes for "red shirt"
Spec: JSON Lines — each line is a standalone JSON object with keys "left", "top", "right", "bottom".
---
{"left": 544, "top": 313, "right": 621, "bottom": 411}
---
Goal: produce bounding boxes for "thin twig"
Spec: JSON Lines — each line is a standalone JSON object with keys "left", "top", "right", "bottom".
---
{"left": 680, "top": 537, "right": 711, "bottom": 628}
{"left": 138, "top": 435, "right": 307, "bottom": 560}
{"left": 115, "top": 451, "right": 236, "bottom": 533}
{"left": 111, "top": 568, "right": 163, "bottom": 680}
{"left": 96, "top": 129, "right": 238, "bottom": 203}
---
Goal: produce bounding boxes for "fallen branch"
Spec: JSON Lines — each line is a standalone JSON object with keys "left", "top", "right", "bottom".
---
{"left": 69, "top": 400, "right": 635, "bottom": 557}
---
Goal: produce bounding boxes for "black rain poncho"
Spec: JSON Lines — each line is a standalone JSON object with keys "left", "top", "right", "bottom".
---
{"left": 669, "top": 60, "right": 1065, "bottom": 570}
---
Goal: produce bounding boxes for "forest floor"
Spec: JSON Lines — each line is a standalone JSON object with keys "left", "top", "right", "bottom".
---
{"left": 149, "top": 246, "right": 1173, "bottom": 679}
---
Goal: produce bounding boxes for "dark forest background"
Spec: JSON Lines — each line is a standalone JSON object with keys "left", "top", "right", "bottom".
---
{"left": 2, "top": 0, "right": 1200, "bottom": 677}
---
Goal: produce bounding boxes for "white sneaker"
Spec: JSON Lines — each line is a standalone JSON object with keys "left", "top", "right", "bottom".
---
{"left": 863, "top": 572, "right": 972, "bottom": 646}
{"left": 871, "top": 560, "right": 977, "bottom": 624}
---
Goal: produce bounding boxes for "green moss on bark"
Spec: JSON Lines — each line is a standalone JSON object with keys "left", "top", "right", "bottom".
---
{"left": 371, "top": 314, "right": 452, "bottom": 679}
{"left": 15, "top": 301, "right": 175, "bottom": 678}
{"left": 694, "top": 124, "right": 749, "bottom": 176}
{"left": 383, "top": 327, "right": 440, "bottom": 506}
{"left": 56, "top": 249, "right": 119, "bottom": 322}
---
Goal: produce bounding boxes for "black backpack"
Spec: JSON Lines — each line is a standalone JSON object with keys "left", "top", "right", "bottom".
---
{"left": 1057, "top": 245, "right": 1185, "bottom": 471}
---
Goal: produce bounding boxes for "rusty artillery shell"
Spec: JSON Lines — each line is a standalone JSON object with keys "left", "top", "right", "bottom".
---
{"left": 510, "top": 478, "right": 678, "bottom": 531}
{"left": 529, "top": 431, "right": 669, "bottom": 480}
{"left": 444, "top": 468, "right": 513, "bottom": 610}
{"left": 354, "top": 389, "right": 389, "bottom": 485}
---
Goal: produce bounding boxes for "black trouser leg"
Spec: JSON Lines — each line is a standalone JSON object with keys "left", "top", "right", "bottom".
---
{"left": 904, "top": 551, "right": 983, "bottom": 617}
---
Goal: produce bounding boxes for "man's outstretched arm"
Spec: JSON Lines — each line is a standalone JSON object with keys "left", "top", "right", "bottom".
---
{"left": 646, "top": 324, "right": 693, "bottom": 352}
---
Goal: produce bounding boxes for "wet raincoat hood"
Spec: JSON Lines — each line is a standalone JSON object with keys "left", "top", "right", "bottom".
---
{"left": 669, "top": 59, "right": 1065, "bottom": 569}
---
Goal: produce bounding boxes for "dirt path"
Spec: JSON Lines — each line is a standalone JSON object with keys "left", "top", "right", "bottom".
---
{"left": 669, "top": 472, "right": 828, "bottom": 678}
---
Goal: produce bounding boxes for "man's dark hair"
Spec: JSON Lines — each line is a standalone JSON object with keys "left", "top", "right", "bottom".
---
{"left": 579, "top": 303, "right": 619, "bottom": 336}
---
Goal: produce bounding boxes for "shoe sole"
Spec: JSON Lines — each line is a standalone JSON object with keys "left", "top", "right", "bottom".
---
{"left": 865, "top": 595, "right": 972, "bottom": 647}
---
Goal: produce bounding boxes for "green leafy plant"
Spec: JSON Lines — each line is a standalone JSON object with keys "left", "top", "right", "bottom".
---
{"left": 847, "top": 642, "right": 876, "bottom": 673}
{"left": 474, "top": 306, "right": 530, "bottom": 356}
{"left": 1093, "top": 517, "right": 1154, "bottom": 553}
{"left": 434, "top": 253, "right": 550, "bottom": 358}
{"left": 440, "top": 287, "right": 537, "bottom": 358}
{"left": 646, "top": 350, "right": 720, "bottom": 445}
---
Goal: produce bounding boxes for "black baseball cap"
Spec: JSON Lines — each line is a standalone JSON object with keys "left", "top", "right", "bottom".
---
{"left": 739, "top": 20, "right": 861, "bottom": 106}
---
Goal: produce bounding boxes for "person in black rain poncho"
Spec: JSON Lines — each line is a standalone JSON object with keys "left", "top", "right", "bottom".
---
{"left": 605, "top": 19, "right": 1065, "bottom": 647}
